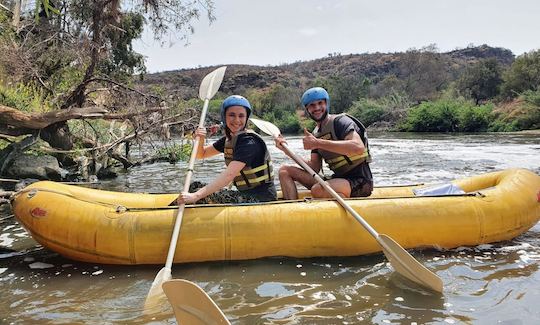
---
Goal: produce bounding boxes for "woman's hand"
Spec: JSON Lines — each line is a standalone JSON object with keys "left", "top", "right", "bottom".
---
{"left": 274, "top": 135, "right": 288, "bottom": 151}
{"left": 194, "top": 127, "right": 207, "bottom": 139}
{"left": 176, "top": 191, "right": 201, "bottom": 205}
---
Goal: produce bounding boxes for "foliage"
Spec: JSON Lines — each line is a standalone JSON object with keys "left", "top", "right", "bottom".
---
{"left": 456, "top": 58, "right": 503, "bottom": 104}
{"left": 156, "top": 143, "right": 192, "bottom": 162}
{"left": 500, "top": 50, "right": 540, "bottom": 98}
{"left": 396, "top": 45, "right": 450, "bottom": 102}
{"left": 0, "top": 82, "right": 54, "bottom": 112}
{"left": 347, "top": 99, "right": 386, "bottom": 127}
{"left": 325, "top": 74, "right": 370, "bottom": 114}
{"left": 0, "top": 0, "right": 215, "bottom": 111}
{"left": 400, "top": 99, "right": 494, "bottom": 132}
{"left": 522, "top": 89, "right": 540, "bottom": 107}
{"left": 248, "top": 84, "right": 303, "bottom": 133}
{"left": 99, "top": 12, "right": 147, "bottom": 79}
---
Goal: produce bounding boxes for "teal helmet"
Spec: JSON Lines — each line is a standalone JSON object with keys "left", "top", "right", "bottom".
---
{"left": 301, "top": 87, "right": 330, "bottom": 121}
{"left": 220, "top": 95, "right": 252, "bottom": 127}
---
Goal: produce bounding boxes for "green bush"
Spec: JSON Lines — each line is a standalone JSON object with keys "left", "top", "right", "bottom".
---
{"left": 347, "top": 98, "right": 386, "bottom": 126}
{"left": 156, "top": 143, "right": 192, "bottom": 162}
{"left": 259, "top": 111, "right": 302, "bottom": 134}
{"left": 522, "top": 89, "right": 540, "bottom": 107}
{"left": 400, "top": 99, "right": 494, "bottom": 132}
{"left": 488, "top": 118, "right": 520, "bottom": 132}
{"left": 458, "top": 103, "right": 493, "bottom": 132}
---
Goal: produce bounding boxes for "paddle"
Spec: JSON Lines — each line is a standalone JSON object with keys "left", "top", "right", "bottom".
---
{"left": 144, "top": 66, "right": 227, "bottom": 311}
{"left": 250, "top": 117, "right": 443, "bottom": 293}
{"left": 162, "top": 279, "right": 230, "bottom": 324}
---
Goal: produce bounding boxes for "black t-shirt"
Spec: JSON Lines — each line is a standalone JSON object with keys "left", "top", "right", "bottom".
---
{"left": 312, "top": 115, "right": 372, "bottom": 181}
{"left": 213, "top": 133, "right": 265, "bottom": 167}
{"left": 213, "top": 133, "right": 277, "bottom": 201}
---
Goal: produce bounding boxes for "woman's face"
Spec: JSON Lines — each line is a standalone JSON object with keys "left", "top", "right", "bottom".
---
{"left": 225, "top": 105, "right": 248, "bottom": 134}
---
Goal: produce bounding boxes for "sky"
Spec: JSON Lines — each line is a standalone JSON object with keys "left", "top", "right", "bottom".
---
{"left": 133, "top": 0, "right": 540, "bottom": 73}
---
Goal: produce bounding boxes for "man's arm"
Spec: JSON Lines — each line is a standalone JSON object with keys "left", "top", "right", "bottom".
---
{"left": 303, "top": 129, "right": 365, "bottom": 156}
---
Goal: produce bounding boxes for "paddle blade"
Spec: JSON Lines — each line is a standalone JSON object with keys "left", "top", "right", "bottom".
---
{"left": 144, "top": 267, "right": 172, "bottom": 313}
{"left": 163, "top": 279, "right": 230, "bottom": 325}
{"left": 379, "top": 234, "right": 443, "bottom": 293}
{"left": 199, "top": 66, "right": 227, "bottom": 100}
{"left": 250, "top": 117, "right": 281, "bottom": 138}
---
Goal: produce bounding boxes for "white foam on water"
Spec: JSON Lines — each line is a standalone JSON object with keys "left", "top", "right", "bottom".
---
{"left": 28, "top": 262, "right": 54, "bottom": 269}
{"left": 498, "top": 243, "right": 532, "bottom": 252}
{"left": 0, "top": 233, "right": 14, "bottom": 246}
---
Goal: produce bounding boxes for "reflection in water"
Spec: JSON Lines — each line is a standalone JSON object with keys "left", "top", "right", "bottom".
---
{"left": 1, "top": 132, "right": 539, "bottom": 324}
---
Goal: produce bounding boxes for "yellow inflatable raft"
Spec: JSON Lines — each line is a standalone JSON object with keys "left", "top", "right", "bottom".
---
{"left": 10, "top": 168, "right": 540, "bottom": 265}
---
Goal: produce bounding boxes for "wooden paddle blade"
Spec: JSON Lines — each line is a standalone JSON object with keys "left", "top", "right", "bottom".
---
{"left": 144, "top": 267, "right": 172, "bottom": 313}
{"left": 163, "top": 279, "right": 230, "bottom": 325}
{"left": 250, "top": 117, "right": 281, "bottom": 138}
{"left": 199, "top": 66, "right": 227, "bottom": 100}
{"left": 379, "top": 234, "right": 443, "bottom": 293}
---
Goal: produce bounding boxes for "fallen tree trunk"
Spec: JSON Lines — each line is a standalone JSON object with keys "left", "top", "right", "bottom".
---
{"left": 0, "top": 105, "right": 109, "bottom": 129}
{"left": 0, "top": 105, "right": 169, "bottom": 131}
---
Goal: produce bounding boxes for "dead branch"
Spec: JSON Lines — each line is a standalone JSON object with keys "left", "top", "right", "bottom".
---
{"left": 0, "top": 105, "right": 169, "bottom": 134}
{"left": 87, "top": 76, "right": 163, "bottom": 101}
{"left": 37, "top": 110, "right": 197, "bottom": 155}
{"left": 0, "top": 105, "right": 109, "bottom": 129}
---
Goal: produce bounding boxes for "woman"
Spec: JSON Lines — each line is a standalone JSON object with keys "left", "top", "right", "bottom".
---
{"left": 177, "top": 95, "right": 277, "bottom": 204}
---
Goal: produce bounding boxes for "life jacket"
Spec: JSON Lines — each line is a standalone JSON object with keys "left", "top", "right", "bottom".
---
{"left": 312, "top": 113, "right": 371, "bottom": 176}
{"left": 224, "top": 130, "right": 274, "bottom": 191}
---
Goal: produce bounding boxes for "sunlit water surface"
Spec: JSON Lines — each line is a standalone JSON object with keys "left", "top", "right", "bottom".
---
{"left": 1, "top": 132, "right": 539, "bottom": 324}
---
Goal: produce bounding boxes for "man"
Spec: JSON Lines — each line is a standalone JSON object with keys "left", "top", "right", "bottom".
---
{"left": 275, "top": 87, "right": 373, "bottom": 200}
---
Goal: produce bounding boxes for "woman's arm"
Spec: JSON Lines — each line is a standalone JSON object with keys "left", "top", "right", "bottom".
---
{"left": 193, "top": 127, "right": 221, "bottom": 159}
{"left": 177, "top": 160, "right": 246, "bottom": 204}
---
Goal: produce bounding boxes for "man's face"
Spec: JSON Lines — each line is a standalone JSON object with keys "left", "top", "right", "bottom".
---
{"left": 306, "top": 99, "right": 327, "bottom": 121}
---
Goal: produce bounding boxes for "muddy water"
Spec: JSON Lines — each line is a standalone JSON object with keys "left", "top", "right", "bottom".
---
{"left": 1, "top": 132, "right": 539, "bottom": 324}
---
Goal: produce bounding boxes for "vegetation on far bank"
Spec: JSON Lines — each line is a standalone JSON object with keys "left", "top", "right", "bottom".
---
{"left": 238, "top": 48, "right": 540, "bottom": 133}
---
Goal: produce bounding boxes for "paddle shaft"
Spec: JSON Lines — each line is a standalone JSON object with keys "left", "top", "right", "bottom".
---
{"left": 164, "top": 98, "right": 210, "bottom": 268}
{"left": 279, "top": 142, "right": 379, "bottom": 239}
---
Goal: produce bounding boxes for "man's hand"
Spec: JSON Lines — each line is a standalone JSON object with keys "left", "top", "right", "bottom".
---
{"left": 302, "top": 128, "right": 319, "bottom": 150}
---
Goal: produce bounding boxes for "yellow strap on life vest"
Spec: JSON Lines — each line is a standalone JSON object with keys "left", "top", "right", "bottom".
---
{"left": 234, "top": 172, "right": 274, "bottom": 186}
{"left": 328, "top": 152, "right": 369, "bottom": 169}
{"left": 240, "top": 163, "right": 268, "bottom": 175}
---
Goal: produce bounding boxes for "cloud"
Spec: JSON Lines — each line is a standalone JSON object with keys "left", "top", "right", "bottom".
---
{"left": 298, "top": 28, "right": 318, "bottom": 37}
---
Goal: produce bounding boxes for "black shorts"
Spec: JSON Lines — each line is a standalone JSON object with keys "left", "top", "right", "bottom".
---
{"left": 328, "top": 175, "right": 373, "bottom": 197}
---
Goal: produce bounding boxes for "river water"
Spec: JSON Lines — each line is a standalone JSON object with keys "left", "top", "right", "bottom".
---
{"left": 1, "top": 132, "right": 539, "bottom": 324}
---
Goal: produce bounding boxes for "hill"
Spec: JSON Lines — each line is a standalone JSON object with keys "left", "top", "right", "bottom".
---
{"left": 137, "top": 44, "right": 515, "bottom": 100}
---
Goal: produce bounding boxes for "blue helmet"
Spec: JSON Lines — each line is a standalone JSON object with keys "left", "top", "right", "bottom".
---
{"left": 220, "top": 95, "right": 252, "bottom": 127}
{"left": 301, "top": 87, "right": 330, "bottom": 121}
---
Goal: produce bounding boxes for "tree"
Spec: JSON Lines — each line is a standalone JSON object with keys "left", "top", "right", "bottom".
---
{"left": 397, "top": 45, "right": 450, "bottom": 103}
{"left": 0, "top": 0, "right": 215, "bottom": 176}
{"left": 500, "top": 50, "right": 540, "bottom": 98}
{"left": 456, "top": 58, "right": 503, "bottom": 104}
{"left": 325, "top": 74, "right": 370, "bottom": 113}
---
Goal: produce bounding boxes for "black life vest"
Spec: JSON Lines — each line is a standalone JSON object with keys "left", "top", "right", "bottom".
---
{"left": 312, "top": 113, "right": 371, "bottom": 176}
{"left": 224, "top": 130, "right": 274, "bottom": 191}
